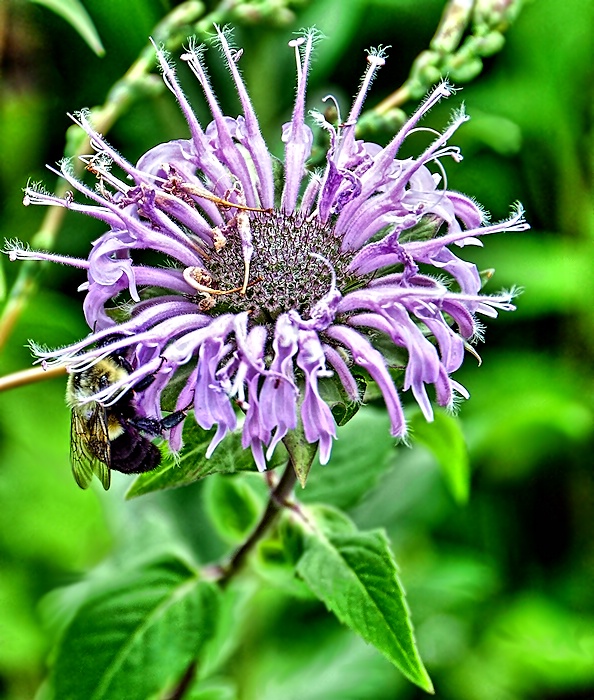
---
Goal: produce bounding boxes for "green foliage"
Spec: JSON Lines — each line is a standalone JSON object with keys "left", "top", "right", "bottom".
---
{"left": 0, "top": 255, "right": 6, "bottom": 302}
{"left": 48, "top": 556, "right": 220, "bottom": 700}
{"left": 185, "top": 678, "right": 238, "bottom": 700}
{"left": 0, "top": 0, "right": 593, "bottom": 698}
{"left": 28, "top": 0, "right": 105, "bottom": 55}
{"left": 322, "top": 372, "right": 366, "bottom": 427}
{"left": 282, "top": 420, "right": 319, "bottom": 487}
{"left": 297, "top": 520, "right": 433, "bottom": 693}
{"left": 300, "top": 407, "right": 397, "bottom": 509}
{"left": 409, "top": 409, "right": 471, "bottom": 504}
{"left": 204, "top": 474, "right": 267, "bottom": 543}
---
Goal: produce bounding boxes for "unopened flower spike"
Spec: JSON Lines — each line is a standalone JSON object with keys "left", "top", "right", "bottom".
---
{"left": 6, "top": 26, "right": 528, "bottom": 479}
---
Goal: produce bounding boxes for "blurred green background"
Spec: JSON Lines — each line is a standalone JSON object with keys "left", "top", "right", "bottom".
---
{"left": 0, "top": 0, "right": 593, "bottom": 699}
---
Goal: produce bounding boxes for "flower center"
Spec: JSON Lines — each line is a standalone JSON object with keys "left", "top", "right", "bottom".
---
{"left": 206, "top": 211, "right": 355, "bottom": 324}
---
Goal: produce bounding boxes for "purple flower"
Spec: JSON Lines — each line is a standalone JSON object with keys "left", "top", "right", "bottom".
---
{"left": 6, "top": 28, "right": 528, "bottom": 472}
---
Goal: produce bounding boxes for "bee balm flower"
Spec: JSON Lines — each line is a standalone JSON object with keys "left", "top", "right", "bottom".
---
{"left": 7, "top": 28, "right": 528, "bottom": 472}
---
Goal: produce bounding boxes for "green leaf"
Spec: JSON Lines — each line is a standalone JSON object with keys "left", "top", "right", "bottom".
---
{"left": 204, "top": 474, "right": 266, "bottom": 543}
{"left": 297, "top": 527, "right": 433, "bottom": 693}
{"left": 29, "top": 0, "right": 105, "bottom": 56}
{"left": 398, "top": 214, "right": 443, "bottom": 244}
{"left": 301, "top": 407, "right": 397, "bottom": 510}
{"left": 282, "top": 422, "right": 319, "bottom": 488}
{"left": 50, "top": 556, "right": 220, "bottom": 700}
{"left": 319, "top": 372, "right": 366, "bottom": 427}
{"left": 126, "top": 421, "right": 287, "bottom": 499}
{"left": 409, "top": 409, "right": 471, "bottom": 505}
{"left": 303, "top": 504, "right": 358, "bottom": 537}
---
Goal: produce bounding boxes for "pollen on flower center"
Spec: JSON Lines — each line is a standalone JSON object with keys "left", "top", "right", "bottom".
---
{"left": 207, "top": 210, "right": 355, "bottom": 324}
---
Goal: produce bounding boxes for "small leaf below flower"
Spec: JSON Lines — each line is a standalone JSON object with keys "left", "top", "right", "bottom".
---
{"left": 204, "top": 474, "right": 267, "bottom": 543}
{"left": 283, "top": 423, "right": 319, "bottom": 488}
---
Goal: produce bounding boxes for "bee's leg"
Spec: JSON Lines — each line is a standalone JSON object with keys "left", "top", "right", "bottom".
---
{"left": 134, "top": 374, "right": 157, "bottom": 392}
{"left": 130, "top": 416, "right": 162, "bottom": 435}
{"left": 159, "top": 408, "right": 188, "bottom": 430}
{"left": 131, "top": 405, "right": 189, "bottom": 436}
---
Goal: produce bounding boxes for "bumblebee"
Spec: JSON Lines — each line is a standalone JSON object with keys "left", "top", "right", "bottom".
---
{"left": 66, "top": 355, "right": 185, "bottom": 490}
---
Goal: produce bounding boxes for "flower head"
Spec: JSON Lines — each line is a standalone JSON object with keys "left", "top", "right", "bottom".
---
{"left": 8, "top": 27, "right": 528, "bottom": 472}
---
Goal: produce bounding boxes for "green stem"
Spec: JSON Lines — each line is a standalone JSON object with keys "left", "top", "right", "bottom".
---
{"left": 374, "top": 0, "right": 472, "bottom": 114}
{"left": 215, "top": 460, "right": 298, "bottom": 583}
{"left": 161, "top": 660, "right": 197, "bottom": 700}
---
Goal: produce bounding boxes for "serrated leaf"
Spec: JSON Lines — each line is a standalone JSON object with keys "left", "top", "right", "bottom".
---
{"left": 30, "top": 0, "right": 105, "bottom": 56}
{"left": 50, "top": 556, "right": 220, "bottom": 700}
{"left": 410, "top": 409, "right": 470, "bottom": 504}
{"left": 126, "top": 421, "right": 287, "bottom": 499}
{"left": 297, "top": 528, "right": 433, "bottom": 693}
{"left": 301, "top": 407, "right": 397, "bottom": 509}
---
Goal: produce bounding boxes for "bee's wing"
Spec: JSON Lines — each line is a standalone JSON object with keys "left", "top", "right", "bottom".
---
{"left": 70, "top": 405, "right": 111, "bottom": 490}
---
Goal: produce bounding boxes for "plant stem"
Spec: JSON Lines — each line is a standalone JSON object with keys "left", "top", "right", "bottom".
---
{"left": 0, "top": 365, "right": 66, "bottom": 392}
{"left": 374, "top": 85, "right": 413, "bottom": 115}
{"left": 161, "top": 660, "right": 197, "bottom": 700}
{"left": 373, "top": 0, "right": 472, "bottom": 114}
{"left": 217, "top": 461, "right": 297, "bottom": 583}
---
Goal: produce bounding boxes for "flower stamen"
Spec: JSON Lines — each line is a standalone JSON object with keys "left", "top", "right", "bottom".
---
{"left": 183, "top": 266, "right": 262, "bottom": 297}
{"left": 178, "top": 182, "right": 272, "bottom": 213}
